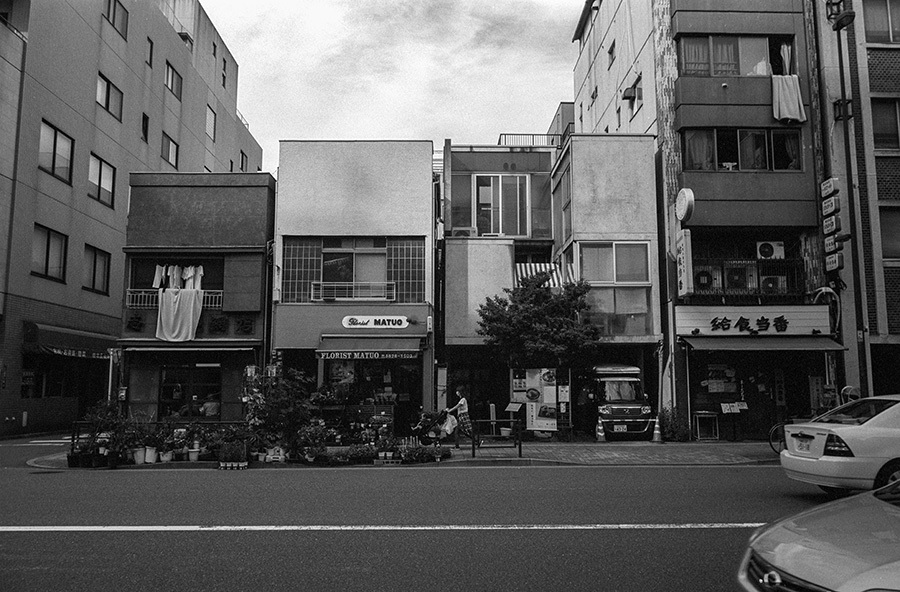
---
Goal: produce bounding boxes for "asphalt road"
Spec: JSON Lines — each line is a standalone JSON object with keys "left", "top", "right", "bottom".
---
{"left": 0, "top": 437, "right": 828, "bottom": 592}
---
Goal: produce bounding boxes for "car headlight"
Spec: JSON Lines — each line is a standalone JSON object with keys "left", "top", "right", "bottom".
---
{"left": 641, "top": 406, "right": 652, "bottom": 415}
{"left": 598, "top": 405, "right": 612, "bottom": 415}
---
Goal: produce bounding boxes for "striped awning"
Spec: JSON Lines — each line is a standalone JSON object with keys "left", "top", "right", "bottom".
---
{"left": 515, "top": 263, "right": 566, "bottom": 288}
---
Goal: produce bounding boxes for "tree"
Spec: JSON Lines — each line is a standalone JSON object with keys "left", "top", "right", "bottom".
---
{"left": 476, "top": 272, "right": 600, "bottom": 368}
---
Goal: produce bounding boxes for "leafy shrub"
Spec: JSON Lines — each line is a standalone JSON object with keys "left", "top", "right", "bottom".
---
{"left": 658, "top": 407, "right": 691, "bottom": 442}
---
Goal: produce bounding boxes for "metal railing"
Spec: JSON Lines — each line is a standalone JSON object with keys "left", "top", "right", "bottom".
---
{"left": 126, "top": 289, "right": 224, "bottom": 309}
{"left": 465, "top": 419, "right": 523, "bottom": 458}
{"left": 497, "top": 134, "right": 561, "bottom": 147}
{"left": 690, "top": 258, "right": 805, "bottom": 300}
{"left": 310, "top": 282, "right": 396, "bottom": 301}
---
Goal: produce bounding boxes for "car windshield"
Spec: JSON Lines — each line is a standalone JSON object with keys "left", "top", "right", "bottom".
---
{"left": 601, "top": 380, "right": 643, "bottom": 403}
{"left": 814, "top": 399, "right": 898, "bottom": 425}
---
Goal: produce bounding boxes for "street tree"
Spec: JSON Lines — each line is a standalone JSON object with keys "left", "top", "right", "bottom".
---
{"left": 476, "top": 272, "right": 600, "bottom": 369}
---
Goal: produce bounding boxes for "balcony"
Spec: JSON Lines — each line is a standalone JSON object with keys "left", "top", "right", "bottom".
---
{"left": 311, "top": 282, "right": 396, "bottom": 302}
{"left": 497, "top": 134, "right": 561, "bottom": 147}
{"left": 126, "top": 289, "right": 223, "bottom": 309}
{"left": 688, "top": 258, "right": 806, "bottom": 304}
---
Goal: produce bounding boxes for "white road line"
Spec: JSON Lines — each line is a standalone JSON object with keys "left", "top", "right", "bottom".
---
{"left": 0, "top": 523, "right": 766, "bottom": 532}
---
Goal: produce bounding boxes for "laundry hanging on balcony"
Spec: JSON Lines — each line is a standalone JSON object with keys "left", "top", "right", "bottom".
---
{"left": 156, "top": 288, "right": 204, "bottom": 341}
{"left": 771, "top": 42, "right": 806, "bottom": 123}
{"left": 152, "top": 264, "right": 204, "bottom": 290}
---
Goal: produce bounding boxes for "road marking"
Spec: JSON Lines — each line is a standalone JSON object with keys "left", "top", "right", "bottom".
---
{"left": 0, "top": 523, "right": 766, "bottom": 532}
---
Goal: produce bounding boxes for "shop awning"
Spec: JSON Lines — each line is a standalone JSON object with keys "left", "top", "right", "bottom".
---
{"left": 316, "top": 337, "right": 423, "bottom": 360}
{"left": 23, "top": 322, "right": 117, "bottom": 359}
{"left": 515, "top": 263, "right": 565, "bottom": 288}
{"left": 682, "top": 336, "right": 845, "bottom": 351}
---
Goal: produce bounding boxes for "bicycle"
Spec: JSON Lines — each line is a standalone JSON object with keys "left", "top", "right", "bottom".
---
{"left": 768, "top": 422, "right": 787, "bottom": 454}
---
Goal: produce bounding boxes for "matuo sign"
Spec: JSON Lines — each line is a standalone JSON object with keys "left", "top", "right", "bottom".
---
{"left": 342, "top": 316, "right": 409, "bottom": 329}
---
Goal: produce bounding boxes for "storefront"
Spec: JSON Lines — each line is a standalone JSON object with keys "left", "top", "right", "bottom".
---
{"left": 676, "top": 305, "right": 843, "bottom": 440}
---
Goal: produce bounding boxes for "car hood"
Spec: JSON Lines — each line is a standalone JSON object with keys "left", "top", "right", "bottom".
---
{"left": 751, "top": 492, "right": 900, "bottom": 591}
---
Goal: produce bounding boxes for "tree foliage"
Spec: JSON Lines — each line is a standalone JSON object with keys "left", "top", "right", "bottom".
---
{"left": 476, "top": 272, "right": 600, "bottom": 368}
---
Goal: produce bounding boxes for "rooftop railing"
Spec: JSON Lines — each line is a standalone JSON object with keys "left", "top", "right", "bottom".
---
{"left": 497, "top": 134, "right": 561, "bottom": 147}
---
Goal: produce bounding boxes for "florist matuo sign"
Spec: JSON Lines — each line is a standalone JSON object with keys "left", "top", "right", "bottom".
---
{"left": 341, "top": 315, "right": 409, "bottom": 329}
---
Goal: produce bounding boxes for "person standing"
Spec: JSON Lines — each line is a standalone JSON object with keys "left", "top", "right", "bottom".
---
{"left": 446, "top": 386, "right": 479, "bottom": 447}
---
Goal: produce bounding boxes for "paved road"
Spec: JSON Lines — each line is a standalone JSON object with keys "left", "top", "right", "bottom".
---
{"left": 0, "top": 439, "right": 829, "bottom": 592}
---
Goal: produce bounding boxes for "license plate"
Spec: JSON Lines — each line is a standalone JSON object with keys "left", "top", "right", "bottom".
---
{"left": 797, "top": 440, "right": 810, "bottom": 453}
{"left": 614, "top": 425, "right": 627, "bottom": 432}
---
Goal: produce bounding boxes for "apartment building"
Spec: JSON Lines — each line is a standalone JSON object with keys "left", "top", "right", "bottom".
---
{"left": 0, "top": 0, "right": 261, "bottom": 435}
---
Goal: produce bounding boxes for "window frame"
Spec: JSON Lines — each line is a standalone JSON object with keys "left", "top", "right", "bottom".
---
{"left": 679, "top": 34, "right": 793, "bottom": 77}
{"left": 206, "top": 105, "right": 216, "bottom": 141}
{"left": 141, "top": 113, "right": 149, "bottom": 143}
{"left": 863, "top": 0, "right": 900, "bottom": 43}
{"left": 872, "top": 98, "right": 900, "bottom": 150}
{"left": 32, "top": 224, "right": 68, "bottom": 282}
{"left": 103, "top": 0, "right": 128, "bottom": 39}
{"left": 161, "top": 133, "right": 179, "bottom": 169}
{"left": 608, "top": 40, "right": 616, "bottom": 69}
{"left": 96, "top": 73, "right": 123, "bottom": 120}
{"left": 83, "top": 244, "right": 111, "bottom": 295}
{"left": 578, "top": 241, "right": 651, "bottom": 286}
{"left": 470, "top": 174, "right": 531, "bottom": 238}
{"left": 240, "top": 150, "right": 248, "bottom": 172}
{"left": 682, "top": 127, "right": 803, "bottom": 172}
{"left": 146, "top": 37, "right": 154, "bottom": 66}
{"left": 165, "top": 62, "right": 183, "bottom": 100}
{"left": 88, "top": 153, "right": 116, "bottom": 208}
{"left": 38, "top": 120, "right": 74, "bottom": 184}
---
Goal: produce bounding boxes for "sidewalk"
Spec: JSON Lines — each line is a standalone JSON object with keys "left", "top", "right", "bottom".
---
{"left": 29, "top": 440, "right": 778, "bottom": 470}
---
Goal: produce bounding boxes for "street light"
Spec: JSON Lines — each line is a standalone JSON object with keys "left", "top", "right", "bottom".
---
{"left": 825, "top": 0, "right": 869, "bottom": 396}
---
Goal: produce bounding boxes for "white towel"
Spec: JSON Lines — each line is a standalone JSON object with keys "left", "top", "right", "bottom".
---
{"left": 156, "top": 288, "right": 204, "bottom": 341}
{"left": 772, "top": 75, "right": 807, "bottom": 123}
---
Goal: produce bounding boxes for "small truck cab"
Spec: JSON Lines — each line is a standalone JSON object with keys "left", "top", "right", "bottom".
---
{"left": 591, "top": 364, "right": 654, "bottom": 440}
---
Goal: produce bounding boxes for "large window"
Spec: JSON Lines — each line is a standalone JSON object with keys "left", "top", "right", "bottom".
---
{"left": 38, "top": 120, "right": 73, "bottom": 183}
{"left": 88, "top": 153, "right": 115, "bottom": 207}
{"left": 161, "top": 133, "right": 179, "bottom": 168}
{"left": 881, "top": 208, "right": 900, "bottom": 258}
{"left": 864, "top": 0, "right": 900, "bottom": 43}
{"left": 159, "top": 366, "right": 221, "bottom": 420}
{"left": 96, "top": 73, "right": 123, "bottom": 120}
{"left": 579, "top": 242, "right": 651, "bottom": 336}
{"left": 872, "top": 99, "right": 900, "bottom": 149}
{"left": 680, "top": 36, "right": 794, "bottom": 76}
{"left": 281, "top": 237, "right": 425, "bottom": 303}
{"left": 32, "top": 224, "right": 67, "bottom": 282}
{"left": 165, "top": 62, "right": 183, "bottom": 100}
{"left": 83, "top": 245, "right": 110, "bottom": 294}
{"left": 473, "top": 175, "right": 528, "bottom": 237}
{"left": 103, "top": 0, "right": 128, "bottom": 39}
{"left": 683, "top": 128, "right": 802, "bottom": 171}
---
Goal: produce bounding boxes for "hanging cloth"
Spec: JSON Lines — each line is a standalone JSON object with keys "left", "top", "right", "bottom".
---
{"left": 156, "top": 288, "right": 204, "bottom": 342}
{"left": 167, "top": 265, "right": 183, "bottom": 289}
{"left": 772, "top": 75, "right": 807, "bottom": 123}
{"left": 152, "top": 265, "right": 167, "bottom": 289}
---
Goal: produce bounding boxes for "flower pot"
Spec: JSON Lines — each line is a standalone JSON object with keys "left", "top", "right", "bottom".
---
{"left": 131, "top": 447, "right": 146, "bottom": 465}
{"left": 187, "top": 448, "right": 200, "bottom": 462}
{"left": 159, "top": 450, "right": 173, "bottom": 463}
{"left": 500, "top": 427, "right": 512, "bottom": 437}
{"left": 257, "top": 452, "right": 267, "bottom": 462}
{"left": 144, "top": 446, "right": 158, "bottom": 464}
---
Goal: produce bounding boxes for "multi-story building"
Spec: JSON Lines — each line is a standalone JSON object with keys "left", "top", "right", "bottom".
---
{"left": 120, "top": 173, "right": 275, "bottom": 421}
{"left": 273, "top": 141, "right": 435, "bottom": 437}
{"left": 574, "top": 0, "right": 843, "bottom": 440}
{"left": 0, "top": 0, "right": 261, "bottom": 435}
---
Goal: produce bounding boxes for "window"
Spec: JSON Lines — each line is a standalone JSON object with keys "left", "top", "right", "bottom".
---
{"left": 213, "top": 42, "right": 217, "bottom": 57}
{"left": 159, "top": 366, "right": 221, "bottom": 419}
{"left": 206, "top": 105, "right": 216, "bottom": 141}
{"left": 96, "top": 73, "right": 123, "bottom": 120}
{"left": 680, "top": 36, "right": 793, "bottom": 76}
{"left": 616, "top": 107, "right": 621, "bottom": 129}
{"left": 580, "top": 243, "right": 650, "bottom": 284}
{"left": 473, "top": 175, "right": 528, "bottom": 237}
{"left": 83, "top": 245, "right": 110, "bottom": 294}
{"left": 88, "top": 154, "right": 115, "bottom": 207}
{"left": 146, "top": 37, "right": 153, "bottom": 66}
{"left": 103, "top": 0, "right": 128, "bottom": 38}
{"left": 682, "top": 128, "right": 801, "bottom": 171}
{"left": 608, "top": 40, "right": 616, "bottom": 69}
{"left": 161, "top": 133, "right": 179, "bottom": 168}
{"left": 872, "top": 99, "right": 900, "bottom": 149}
{"left": 222, "top": 58, "right": 227, "bottom": 88}
{"left": 32, "top": 224, "right": 67, "bottom": 281}
{"left": 864, "top": 0, "right": 900, "bottom": 43}
{"left": 281, "top": 237, "right": 425, "bottom": 303}
{"left": 165, "top": 62, "right": 182, "bottom": 100}
{"left": 881, "top": 208, "right": 900, "bottom": 258}
{"left": 38, "top": 120, "right": 73, "bottom": 183}
{"left": 141, "top": 113, "right": 149, "bottom": 143}
{"left": 240, "top": 151, "right": 248, "bottom": 172}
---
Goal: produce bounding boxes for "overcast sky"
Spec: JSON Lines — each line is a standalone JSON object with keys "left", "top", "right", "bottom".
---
{"left": 201, "top": 0, "right": 582, "bottom": 174}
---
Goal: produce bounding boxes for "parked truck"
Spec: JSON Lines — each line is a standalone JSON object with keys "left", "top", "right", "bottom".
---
{"left": 589, "top": 364, "right": 654, "bottom": 441}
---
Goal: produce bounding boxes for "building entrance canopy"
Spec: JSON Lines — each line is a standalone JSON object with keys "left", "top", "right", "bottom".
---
{"left": 23, "top": 322, "right": 116, "bottom": 359}
{"left": 316, "top": 337, "right": 422, "bottom": 360}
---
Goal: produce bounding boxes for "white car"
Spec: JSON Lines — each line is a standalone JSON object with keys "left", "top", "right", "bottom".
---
{"left": 780, "top": 395, "right": 900, "bottom": 493}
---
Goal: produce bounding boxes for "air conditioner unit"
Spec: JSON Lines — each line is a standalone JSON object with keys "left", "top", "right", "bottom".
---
{"left": 693, "top": 265, "right": 722, "bottom": 292}
{"left": 724, "top": 263, "right": 757, "bottom": 291}
{"left": 622, "top": 87, "right": 636, "bottom": 100}
{"left": 450, "top": 227, "right": 477, "bottom": 237}
{"left": 756, "top": 241, "right": 785, "bottom": 259}
{"left": 760, "top": 275, "right": 788, "bottom": 294}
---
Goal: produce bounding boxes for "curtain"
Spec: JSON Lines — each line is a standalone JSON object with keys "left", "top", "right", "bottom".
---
{"left": 713, "top": 39, "right": 738, "bottom": 75}
{"left": 784, "top": 134, "right": 800, "bottom": 169}
{"left": 685, "top": 130, "right": 713, "bottom": 170}
{"left": 739, "top": 131, "right": 767, "bottom": 170}
{"left": 780, "top": 42, "right": 793, "bottom": 76}
{"left": 683, "top": 38, "right": 709, "bottom": 75}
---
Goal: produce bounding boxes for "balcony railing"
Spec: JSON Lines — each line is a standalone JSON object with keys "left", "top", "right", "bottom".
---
{"left": 689, "top": 258, "right": 806, "bottom": 302}
{"left": 311, "top": 282, "right": 396, "bottom": 302}
{"left": 126, "top": 289, "right": 224, "bottom": 309}
{"left": 497, "top": 134, "right": 561, "bottom": 147}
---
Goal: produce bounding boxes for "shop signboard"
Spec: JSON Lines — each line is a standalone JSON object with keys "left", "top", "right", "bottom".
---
{"left": 511, "top": 368, "right": 558, "bottom": 431}
{"left": 342, "top": 315, "right": 409, "bottom": 329}
{"left": 675, "top": 305, "right": 831, "bottom": 336}
{"left": 675, "top": 229, "right": 693, "bottom": 297}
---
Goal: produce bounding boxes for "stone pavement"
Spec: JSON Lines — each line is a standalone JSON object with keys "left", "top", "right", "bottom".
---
{"left": 29, "top": 440, "right": 778, "bottom": 469}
